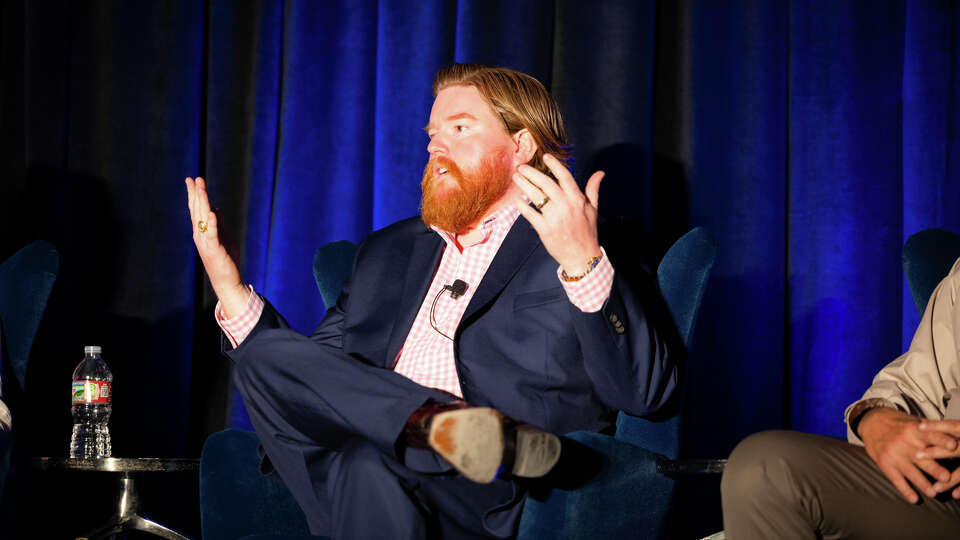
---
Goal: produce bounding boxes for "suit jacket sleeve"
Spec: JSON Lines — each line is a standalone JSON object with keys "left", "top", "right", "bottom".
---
{"left": 221, "top": 248, "right": 359, "bottom": 358}
{"left": 570, "top": 243, "right": 681, "bottom": 418}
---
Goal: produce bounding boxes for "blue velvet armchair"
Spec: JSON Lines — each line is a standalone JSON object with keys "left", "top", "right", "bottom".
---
{"left": 200, "top": 228, "right": 716, "bottom": 540}
{"left": 0, "top": 241, "right": 59, "bottom": 521}
{"left": 902, "top": 228, "right": 960, "bottom": 314}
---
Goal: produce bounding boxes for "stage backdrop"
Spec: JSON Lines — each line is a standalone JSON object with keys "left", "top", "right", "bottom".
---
{"left": 3, "top": 0, "right": 960, "bottom": 536}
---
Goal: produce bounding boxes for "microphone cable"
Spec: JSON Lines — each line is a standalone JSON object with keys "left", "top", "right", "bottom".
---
{"left": 429, "top": 279, "right": 468, "bottom": 340}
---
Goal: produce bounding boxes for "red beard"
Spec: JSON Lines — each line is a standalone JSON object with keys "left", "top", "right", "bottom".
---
{"left": 420, "top": 153, "right": 512, "bottom": 234}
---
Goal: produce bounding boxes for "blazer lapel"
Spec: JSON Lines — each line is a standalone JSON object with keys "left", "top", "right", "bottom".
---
{"left": 460, "top": 218, "right": 542, "bottom": 327}
{"left": 385, "top": 229, "right": 444, "bottom": 362}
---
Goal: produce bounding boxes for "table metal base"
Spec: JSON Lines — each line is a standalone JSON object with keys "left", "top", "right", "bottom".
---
{"left": 78, "top": 475, "right": 191, "bottom": 540}
{"left": 32, "top": 457, "right": 198, "bottom": 540}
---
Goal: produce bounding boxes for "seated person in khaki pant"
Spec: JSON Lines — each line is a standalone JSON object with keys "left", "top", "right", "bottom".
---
{"left": 722, "top": 258, "right": 960, "bottom": 539}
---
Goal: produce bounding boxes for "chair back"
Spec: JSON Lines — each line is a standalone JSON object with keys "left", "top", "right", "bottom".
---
{"left": 615, "top": 227, "right": 716, "bottom": 459}
{"left": 313, "top": 240, "right": 358, "bottom": 310}
{"left": 0, "top": 241, "right": 58, "bottom": 522}
{"left": 0, "top": 240, "right": 59, "bottom": 391}
{"left": 902, "top": 228, "right": 960, "bottom": 315}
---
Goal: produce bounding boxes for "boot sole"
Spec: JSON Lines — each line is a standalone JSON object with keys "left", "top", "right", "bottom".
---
{"left": 428, "top": 408, "right": 561, "bottom": 484}
{"left": 512, "top": 424, "right": 562, "bottom": 478}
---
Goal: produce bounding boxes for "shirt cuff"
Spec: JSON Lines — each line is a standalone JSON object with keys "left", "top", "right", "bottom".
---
{"left": 215, "top": 285, "right": 265, "bottom": 348}
{"left": 844, "top": 397, "right": 900, "bottom": 444}
{"left": 557, "top": 247, "right": 615, "bottom": 313}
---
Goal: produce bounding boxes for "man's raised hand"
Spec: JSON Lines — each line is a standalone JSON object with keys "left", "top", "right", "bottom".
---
{"left": 185, "top": 177, "right": 248, "bottom": 318}
{"left": 512, "top": 154, "right": 605, "bottom": 276}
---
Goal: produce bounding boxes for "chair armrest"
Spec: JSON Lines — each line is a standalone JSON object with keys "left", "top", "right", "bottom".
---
{"left": 656, "top": 458, "right": 727, "bottom": 476}
{"left": 239, "top": 536, "right": 328, "bottom": 540}
{"left": 200, "top": 429, "right": 313, "bottom": 540}
{"left": 517, "top": 430, "right": 677, "bottom": 540}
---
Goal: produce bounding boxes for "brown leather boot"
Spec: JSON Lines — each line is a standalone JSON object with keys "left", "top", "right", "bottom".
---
{"left": 403, "top": 401, "right": 561, "bottom": 484}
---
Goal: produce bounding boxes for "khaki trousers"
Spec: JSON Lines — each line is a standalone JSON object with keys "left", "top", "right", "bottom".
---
{"left": 721, "top": 430, "right": 960, "bottom": 539}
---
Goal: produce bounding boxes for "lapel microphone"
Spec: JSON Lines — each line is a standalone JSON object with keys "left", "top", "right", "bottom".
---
{"left": 430, "top": 279, "right": 469, "bottom": 340}
{"left": 444, "top": 279, "right": 468, "bottom": 299}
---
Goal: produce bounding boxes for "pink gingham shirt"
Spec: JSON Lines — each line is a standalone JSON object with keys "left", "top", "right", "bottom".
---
{"left": 216, "top": 205, "right": 614, "bottom": 398}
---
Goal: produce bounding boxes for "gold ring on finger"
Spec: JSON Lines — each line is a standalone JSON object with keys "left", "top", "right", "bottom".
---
{"left": 534, "top": 196, "right": 550, "bottom": 211}
{"left": 197, "top": 220, "right": 208, "bottom": 233}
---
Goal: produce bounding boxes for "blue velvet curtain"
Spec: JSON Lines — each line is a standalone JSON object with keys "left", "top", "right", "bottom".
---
{"left": 4, "top": 0, "right": 960, "bottom": 536}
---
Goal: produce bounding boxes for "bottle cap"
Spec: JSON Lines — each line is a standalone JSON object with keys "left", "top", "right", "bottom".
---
{"left": 84, "top": 345, "right": 102, "bottom": 355}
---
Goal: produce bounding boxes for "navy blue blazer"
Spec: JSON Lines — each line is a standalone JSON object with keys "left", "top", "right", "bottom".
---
{"left": 264, "top": 215, "right": 679, "bottom": 436}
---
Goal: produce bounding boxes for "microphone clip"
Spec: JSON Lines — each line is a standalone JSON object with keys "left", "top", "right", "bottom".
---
{"left": 444, "top": 279, "right": 468, "bottom": 299}
{"left": 430, "top": 279, "right": 469, "bottom": 341}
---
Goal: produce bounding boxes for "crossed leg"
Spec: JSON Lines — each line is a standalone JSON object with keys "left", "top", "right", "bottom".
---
{"left": 231, "top": 328, "right": 521, "bottom": 538}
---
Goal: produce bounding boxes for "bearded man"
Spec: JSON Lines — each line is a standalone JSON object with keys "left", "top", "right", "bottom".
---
{"left": 185, "top": 63, "right": 677, "bottom": 539}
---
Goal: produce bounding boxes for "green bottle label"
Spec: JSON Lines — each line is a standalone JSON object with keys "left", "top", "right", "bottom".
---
{"left": 72, "top": 380, "right": 111, "bottom": 404}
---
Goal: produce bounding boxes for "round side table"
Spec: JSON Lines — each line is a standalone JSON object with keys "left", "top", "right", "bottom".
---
{"left": 32, "top": 457, "right": 199, "bottom": 540}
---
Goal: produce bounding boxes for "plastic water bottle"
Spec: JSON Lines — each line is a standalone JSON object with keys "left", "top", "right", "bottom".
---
{"left": 69, "top": 345, "right": 112, "bottom": 458}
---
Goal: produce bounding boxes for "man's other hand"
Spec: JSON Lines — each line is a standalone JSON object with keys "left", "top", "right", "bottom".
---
{"left": 916, "top": 420, "right": 960, "bottom": 498}
{"left": 513, "top": 154, "right": 605, "bottom": 276}
{"left": 185, "top": 177, "right": 248, "bottom": 318}
{"left": 859, "top": 407, "right": 958, "bottom": 503}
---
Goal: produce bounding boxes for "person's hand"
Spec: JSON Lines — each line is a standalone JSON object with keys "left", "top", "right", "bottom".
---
{"left": 513, "top": 154, "right": 605, "bottom": 276}
{"left": 915, "top": 419, "right": 960, "bottom": 498}
{"left": 858, "top": 407, "right": 959, "bottom": 502}
{"left": 185, "top": 177, "right": 248, "bottom": 318}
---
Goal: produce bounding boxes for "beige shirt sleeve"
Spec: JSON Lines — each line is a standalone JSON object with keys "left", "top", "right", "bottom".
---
{"left": 0, "top": 373, "right": 10, "bottom": 430}
{"left": 844, "top": 257, "right": 960, "bottom": 445}
{"left": 0, "top": 398, "right": 10, "bottom": 430}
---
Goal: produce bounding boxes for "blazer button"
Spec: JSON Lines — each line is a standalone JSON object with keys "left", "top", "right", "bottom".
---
{"left": 614, "top": 324, "right": 625, "bottom": 335}
{"left": 608, "top": 313, "right": 620, "bottom": 324}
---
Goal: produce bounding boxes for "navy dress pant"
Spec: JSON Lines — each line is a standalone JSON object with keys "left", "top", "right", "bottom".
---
{"left": 230, "top": 328, "right": 524, "bottom": 539}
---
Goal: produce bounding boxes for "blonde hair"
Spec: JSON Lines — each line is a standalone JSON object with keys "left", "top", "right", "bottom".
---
{"left": 433, "top": 63, "right": 571, "bottom": 178}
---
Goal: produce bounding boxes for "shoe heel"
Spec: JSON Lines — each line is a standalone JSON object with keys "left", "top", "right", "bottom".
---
{"left": 511, "top": 426, "right": 561, "bottom": 478}
{"left": 429, "top": 408, "right": 504, "bottom": 484}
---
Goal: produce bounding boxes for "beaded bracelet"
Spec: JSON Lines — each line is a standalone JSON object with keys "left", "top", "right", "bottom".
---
{"left": 560, "top": 253, "right": 604, "bottom": 282}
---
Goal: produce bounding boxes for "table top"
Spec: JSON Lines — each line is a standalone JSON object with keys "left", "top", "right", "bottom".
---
{"left": 31, "top": 457, "right": 199, "bottom": 472}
